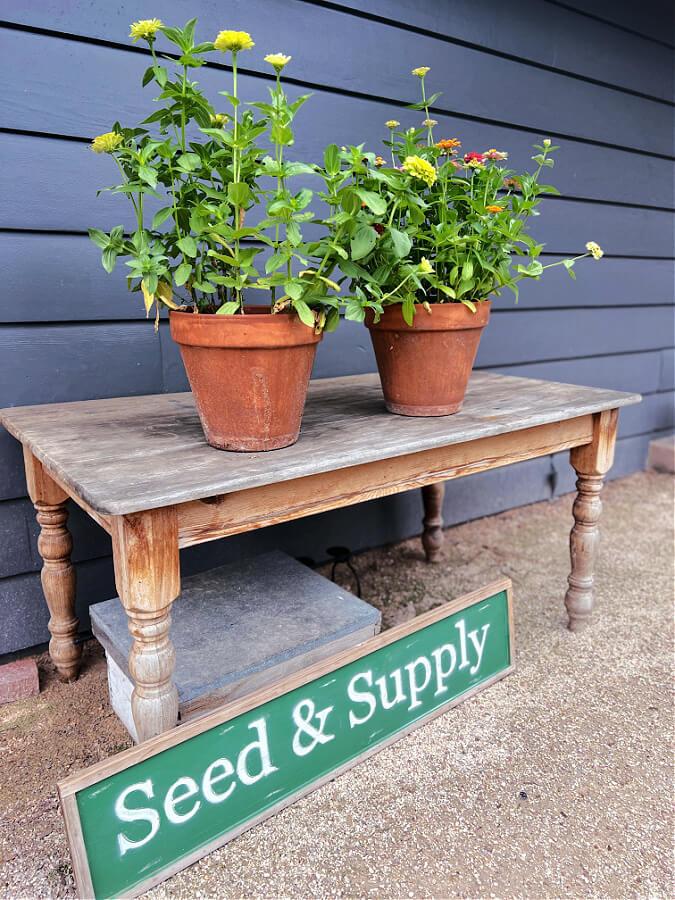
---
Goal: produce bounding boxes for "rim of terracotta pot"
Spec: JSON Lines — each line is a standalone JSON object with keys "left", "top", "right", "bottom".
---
{"left": 170, "top": 306, "right": 322, "bottom": 349}
{"left": 365, "top": 299, "right": 490, "bottom": 332}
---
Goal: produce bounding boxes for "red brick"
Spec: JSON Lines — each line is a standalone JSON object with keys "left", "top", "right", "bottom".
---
{"left": 0, "top": 658, "right": 40, "bottom": 704}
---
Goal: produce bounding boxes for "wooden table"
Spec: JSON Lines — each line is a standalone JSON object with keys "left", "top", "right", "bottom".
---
{"left": 0, "top": 372, "right": 640, "bottom": 741}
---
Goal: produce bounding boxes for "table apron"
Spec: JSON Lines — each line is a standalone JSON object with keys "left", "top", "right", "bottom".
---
{"left": 176, "top": 414, "right": 594, "bottom": 548}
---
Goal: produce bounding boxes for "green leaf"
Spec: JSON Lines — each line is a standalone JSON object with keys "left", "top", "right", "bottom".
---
{"left": 285, "top": 282, "right": 304, "bottom": 301}
{"left": 456, "top": 278, "right": 475, "bottom": 298}
{"left": 389, "top": 228, "right": 411, "bottom": 259}
{"left": 324, "top": 144, "right": 340, "bottom": 175}
{"left": 402, "top": 296, "right": 415, "bottom": 326}
{"left": 460, "top": 298, "right": 477, "bottom": 313}
{"left": 174, "top": 262, "right": 192, "bottom": 286}
{"left": 270, "top": 123, "right": 294, "bottom": 146}
{"left": 563, "top": 259, "right": 577, "bottom": 280}
{"left": 324, "top": 307, "right": 340, "bottom": 332}
{"left": 228, "top": 182, "right": 250, "bottom": 206}
{"left": 350, "top": 224, "right": 377, "bottom": 260}
{"left": 138, "top": 165, "right": 158, "bottom": 188}
{"left": 461, "top": 259, "right": 474, "bottom": 281}
{"left": 285, "top": 161, "right": 316, "bottom": 176}
{"left": 101, "top": 247, "right": 117, "bottom": 273}
{"left": 292, "top": 299, "right": 315, "bottom": 327}
{"left": 176, "top": 152, "right": 201, "bottom": 172}
{"left": 216, "top": 301, "right": 240, "bottom": 315}
{"left": 340, "top": 188, "right": 360, "bottom": 216}
{"left": 344, "top": 298, "right": 365, "bottom": 322}
{"left": 354, "top": 189, "right": 386, "bottom": 216}
{"left": 88, "top": 228, "right": 109, "bottom": 250}
{"left": 152, "top": 207, "right": 174, "bottom": 229}
{"left": 177, "top": 236, "right": 198, "bottom": 258}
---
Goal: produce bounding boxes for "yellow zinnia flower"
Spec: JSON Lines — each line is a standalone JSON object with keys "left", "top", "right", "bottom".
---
{"left": 422, "top": 119, "right": 438, "bottom": 127}
{"left": 412, "top": 66, "right": 430, "bottom": 77}
{"left": 214, "top": 30, "right": 254, "bottom": 52}
{"left": 385, "top": 120, "right": 400, "bottom": 129}
{"left": 419, "top": 258, "right": 433, "bottom": 274}
{"left": 585, "top": 241, "right": 604, "bottom": 259}
{"left": 264, "top": 53, "right": 291, "bottom": 71}
{"left": 90, "top": 132, "right": 124, "bottom": 154}
{"left": 403, "top": 155, "right": 437, "bottom": 187}
{"left": 129, "top": 18, "right": 163, "bottom": 43}
{"left": 209, "top": 113, "right": 230, "bottom": 126}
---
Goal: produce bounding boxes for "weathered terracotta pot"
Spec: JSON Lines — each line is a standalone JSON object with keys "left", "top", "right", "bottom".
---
{"left": 365, "top": 301, "right": 490, "bottom": 416}
{"left": 170, "top": 307, "right": 322, "bottom": 451}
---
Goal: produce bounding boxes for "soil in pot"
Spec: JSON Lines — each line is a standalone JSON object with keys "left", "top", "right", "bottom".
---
{"left": 170, "top": 307, "right": 322, "bottom": 451}
{"left": 365, "top": 300, "right": 490, "bottom": 416}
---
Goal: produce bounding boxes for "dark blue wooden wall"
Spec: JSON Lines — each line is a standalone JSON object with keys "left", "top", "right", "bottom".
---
{"left": 1, "top": 0, "right": 673, "bottom": 654}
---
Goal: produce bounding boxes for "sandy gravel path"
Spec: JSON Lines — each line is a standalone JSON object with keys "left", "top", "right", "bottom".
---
{"left": 0, "top": 470, "right": 672, "bottom": 899}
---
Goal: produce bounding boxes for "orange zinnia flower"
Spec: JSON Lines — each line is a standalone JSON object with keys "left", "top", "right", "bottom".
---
{"left": 435, "top": 138, "right": 461, "bottom": 150}
{"left": 485, "top": 205, "right": 504, "bottom": 213}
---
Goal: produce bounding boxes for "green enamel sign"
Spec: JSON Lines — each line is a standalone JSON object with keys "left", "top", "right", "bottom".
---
{"left": 59, "top": 579, "right": 514, "bottom": 898}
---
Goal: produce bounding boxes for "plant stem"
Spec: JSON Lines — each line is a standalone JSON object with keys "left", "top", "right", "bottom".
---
{"left": 231, "top": 52, "right": 242, "bottom": 311}
{"left": 421, "top": 77, "right": 433, "bottom": 146}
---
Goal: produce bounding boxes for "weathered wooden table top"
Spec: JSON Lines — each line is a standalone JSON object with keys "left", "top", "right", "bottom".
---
{"left": 0, "top": 372, "right": 640, "bottom": 516}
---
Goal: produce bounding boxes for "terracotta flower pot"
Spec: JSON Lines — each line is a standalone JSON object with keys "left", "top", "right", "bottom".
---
{"left": 365, "top": 301, "right": 490, "bottom": 416}
{"left": 170, "top": 307, "right": 322, "bottom": 451}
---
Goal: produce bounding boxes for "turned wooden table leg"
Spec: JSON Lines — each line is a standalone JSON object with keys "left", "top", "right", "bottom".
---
{"left": 565, "top": 409, "right": 619, "bottom": 631}
{"left": 422, "top": 482, "right": 445, "bottom": 563}
{"left": 23, "top": 448, "right": 81, "bottom": 681}
{"left": 111, "top": 507, "right": 180, "bottom": 742}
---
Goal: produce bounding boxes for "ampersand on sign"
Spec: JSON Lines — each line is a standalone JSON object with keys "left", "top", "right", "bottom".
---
{"left": 291, "top": 699, "right": 335, "bottom": 757}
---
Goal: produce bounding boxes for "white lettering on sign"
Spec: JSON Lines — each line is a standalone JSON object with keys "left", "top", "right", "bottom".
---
{"left": 164, "top": 777, "right": 200, "bottom": 825}
{"left": 347, "top": 617, "right": 491, "bottom": 727}
{"left": 292, "top": 699, "right": 335, "bottom": 756}
{"left": 431, "top": 644, "right": 457, "bottom": 695}
{"left": 112, "top": 614, "right": 494, "bottom": 856}
{"left": 236, "top": 718, "right": 278, "bottom": 785}
{"left": 375, "top": 668, "right": 406, "bottom": 709}
{"left": 114, "top": 718, "right": 276, "bottom": 854}
{"left": 404, "top": 656, "right": 432, "bottom": 710}
{"left": 115, "top": 780, "right": 160, "bottom": 857}
{"left": 202, "top": 758, "right": 236, "bottom": 804}
{"left": 347, "top": 670, "right": 377, "bottom": 727}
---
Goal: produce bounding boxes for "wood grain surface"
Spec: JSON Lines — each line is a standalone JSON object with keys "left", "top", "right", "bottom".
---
{"left": 1, "top": 373, "right": 640, "bottom": 516}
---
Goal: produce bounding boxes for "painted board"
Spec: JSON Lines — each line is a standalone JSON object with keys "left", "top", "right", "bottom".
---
{"left": 58, "top": 578, "right": 514, "bottom": 898}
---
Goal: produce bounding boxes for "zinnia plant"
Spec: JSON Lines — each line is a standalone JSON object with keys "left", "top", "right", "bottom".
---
{"left": 314, "top": 67, "right": 603, "bottom": 325}
{"left": 89, "top": 19, "right": 340, "bottom": 331}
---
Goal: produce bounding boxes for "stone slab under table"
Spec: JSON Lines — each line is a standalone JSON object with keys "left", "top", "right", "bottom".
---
{"left": 90, "top": 550, "right": 381, "bottom": 742}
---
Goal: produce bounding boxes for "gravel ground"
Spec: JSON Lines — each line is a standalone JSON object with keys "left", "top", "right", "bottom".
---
{"left": 0, "top": 470, "right": 673, "bottom": 899}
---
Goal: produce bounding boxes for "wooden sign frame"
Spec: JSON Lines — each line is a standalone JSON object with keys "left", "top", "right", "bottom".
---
{"left": 59, "top": 578, "right": 514, "bottom": 898}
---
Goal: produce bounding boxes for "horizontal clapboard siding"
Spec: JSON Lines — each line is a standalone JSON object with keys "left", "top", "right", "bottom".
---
{"left": 328, "top": 0, "right": 675, "bottom": 101}
{"left": 1, "top": 0, "right": 673, "bottom": 654}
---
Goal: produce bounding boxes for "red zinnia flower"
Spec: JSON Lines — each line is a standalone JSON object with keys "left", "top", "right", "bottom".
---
{"left": 464, "top": 152, "right": 484, "bottom": 163}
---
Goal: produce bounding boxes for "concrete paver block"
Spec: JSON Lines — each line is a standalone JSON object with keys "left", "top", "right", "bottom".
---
{"left": 0, "top": 658, "right": 39, "bottom": 704}
{"left": 647, "top": 434, "right": 675, "bottom": 473}
{"left": 90, "top": 550, "right": 381, "bottom": 741}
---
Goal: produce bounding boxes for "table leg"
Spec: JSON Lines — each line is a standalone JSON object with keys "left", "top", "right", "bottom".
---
{"left": 565, "top": 409, "right": 619, "bottom": 631}
{"left": 422, "top": 482, "right": 445, "bottom": 563}
{"left": 23, "top": 448, "right": 81, "bottom": 681}
{"left": 111, "top": 508, "right": 180, "bottom": 741}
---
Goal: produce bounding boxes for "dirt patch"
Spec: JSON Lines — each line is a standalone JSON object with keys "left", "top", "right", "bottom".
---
{"left": 1, "top": 470, "right": 673, "bottom": 898}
